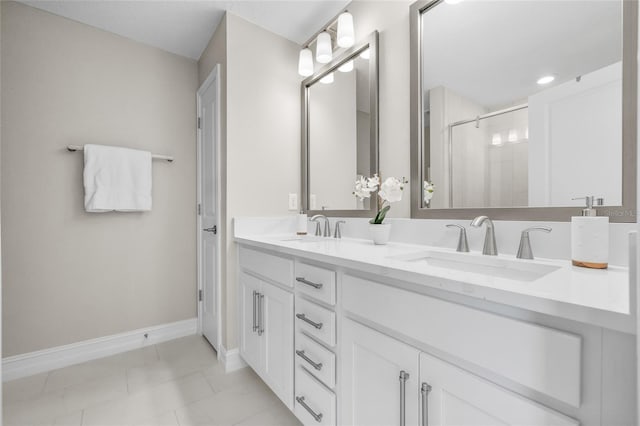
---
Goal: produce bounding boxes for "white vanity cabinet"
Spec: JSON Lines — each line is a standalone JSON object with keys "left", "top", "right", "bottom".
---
{"left": 238, "top": 247, "right": 294, "bottom": 409}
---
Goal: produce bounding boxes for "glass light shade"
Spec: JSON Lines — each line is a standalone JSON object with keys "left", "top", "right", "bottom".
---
{"left": 359, "top": 48, "right": 370, "bottom": 60}
{"left": 320, "top": 73, "right": 334, "bottom": 84}
{"left": 316, "top": 32, "right": 333, "bottom": 64}
{"left": 508, "top": 129, "right": 518, "bottom": 142}
{"left": 337, "top": 12, "right": 355, "bottom": 48}
{"left": 298, "top": 48, "right": 314, "bottom": 77}
{"left": 338, "top": 60, "right": 354, "bottom": 73}
{"left": 491, "top": 133, "right": 502, "bottom": 146}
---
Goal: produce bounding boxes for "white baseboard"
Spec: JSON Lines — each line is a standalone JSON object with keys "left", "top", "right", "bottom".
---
{"left": 219, "top": 345, "right": 247, "bottom": 373}
{"left": 3, "top": 318, "right": 198, "bottom": 382}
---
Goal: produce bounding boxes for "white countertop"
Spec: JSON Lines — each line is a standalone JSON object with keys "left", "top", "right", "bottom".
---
{"left": 235, "top": 232, "right": 635, "bottom": 333}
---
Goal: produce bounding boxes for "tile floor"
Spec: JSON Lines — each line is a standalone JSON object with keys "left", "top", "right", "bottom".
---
{"left": 3, "top": 335, "right": 301, "bottom": 426}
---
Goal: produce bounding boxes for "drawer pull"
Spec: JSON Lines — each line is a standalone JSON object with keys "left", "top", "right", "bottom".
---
{"left": 252, "top": 291, "right": 258, "bottom": 332}
{"left": 296, "top": 396, "right": 323, "bottom": 422}
{"left": 296, "top": 313, "right": 323, "bottom": 329}
{"left": 296, "top": 277, "right": 323, "bottom": 289}
{"left": 296, "top": 349, "right": 323, "bottom": 371}
{"left": 421, "top": 382, "right": 432, "bottom": 426}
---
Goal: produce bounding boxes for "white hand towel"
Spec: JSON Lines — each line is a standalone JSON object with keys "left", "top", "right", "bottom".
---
{"left": 83, "top": 144, "right": 152, "bottom": 212}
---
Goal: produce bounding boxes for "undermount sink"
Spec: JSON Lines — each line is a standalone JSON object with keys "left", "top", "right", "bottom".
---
{"left": 388, "top": 250, "right": 561, "bottom": 282}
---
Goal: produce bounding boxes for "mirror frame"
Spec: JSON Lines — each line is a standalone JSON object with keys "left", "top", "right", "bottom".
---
{"left": 409, "top": 0, "right": 638, "bottom": 222}
{"left": 301, "top": 30, "right": 379, "bottom": 217}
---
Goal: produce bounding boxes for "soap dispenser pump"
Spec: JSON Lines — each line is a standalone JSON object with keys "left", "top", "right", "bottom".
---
{"left": 571, "top": 196, "right": 608, "bottom": 269}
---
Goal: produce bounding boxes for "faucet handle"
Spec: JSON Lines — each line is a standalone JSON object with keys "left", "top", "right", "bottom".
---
{"left": 310, "top": 217, "right": 322, "bottom": 236}
{"left": 334, "top": 220, "right": 346, "bottom": 239}
{"left": 517, "top": 227, "right": 552, "bottom": 259}
{"left": 446, "top": 224, "right": 470, "bottom": 252}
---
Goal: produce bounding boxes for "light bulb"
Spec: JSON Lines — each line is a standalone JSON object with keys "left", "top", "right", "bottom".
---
{"left": 537, "top": 75, "right": 555, "bottom": 85}
{"left": 491, "top": 133, "right": 502, "bottom": 146}
{"left": 338, "top": 60, "right": 354, "bottom": 73}
{"left": 359, "top": 48, "right": 370, "bottom": 60}
{"left": 316, "top": 32, "right": 332, "bottom": 64}
{"left": 320, "top": 73, "right": 334, "bottom": 84}
{"left": 298, "top": 48, "right": 314, "bottom": 77}
{"left": 337, "top": 12, "right": 355, "bottom": 48}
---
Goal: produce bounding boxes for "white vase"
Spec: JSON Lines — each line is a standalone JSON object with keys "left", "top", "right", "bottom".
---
{"left": 370, "top": 223, "right": 391, "bottom": 245}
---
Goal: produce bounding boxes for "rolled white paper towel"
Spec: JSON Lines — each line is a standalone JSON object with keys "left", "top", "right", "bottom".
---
{"left": 571, "top": 216, "right": 609, "bottom": 269}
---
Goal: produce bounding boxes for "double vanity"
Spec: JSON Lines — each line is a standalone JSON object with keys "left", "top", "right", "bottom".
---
{"left": 235, "top": 217, "right": 636, "bottom": 426}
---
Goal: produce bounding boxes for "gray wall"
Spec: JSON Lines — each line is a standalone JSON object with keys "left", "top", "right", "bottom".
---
{"left": 1, "top": 1, "right": 198, "bottom": 356}
{"left": 198, "top": 12, "right": 300, "bottom": 350}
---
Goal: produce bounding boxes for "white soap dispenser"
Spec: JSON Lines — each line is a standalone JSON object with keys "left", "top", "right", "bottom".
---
{"left": 297, "top": 210, "right": 308, "bottom": 235}
{"left": 571, "top": 196, "right": 608, "bottom": 269}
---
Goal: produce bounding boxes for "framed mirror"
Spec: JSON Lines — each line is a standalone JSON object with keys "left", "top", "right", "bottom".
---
{"left": 410, "top": 0, "right": 637, "bottom": 222}
{"left": 302, "top": 31, "right": 379, "bottom": 217}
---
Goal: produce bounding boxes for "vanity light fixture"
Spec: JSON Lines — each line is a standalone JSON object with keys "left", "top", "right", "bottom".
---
{"left": 491, "top": 133, "right": 502, "bottom": 146}
{"left": 359, "top": 48, "right": 370, "bottom": 60}
{"left": 298, "top": 48, "right": 314, "bottom": 77}
{"left": 320, "top": 72, "right": 334, "bottom": 84}
{"left": 337, "top": 12, "right": 355, "bottom": 48}
{"left": 508, "top": 129, "right": 518, "bottom": 143}
{"left": 316, "top": 31, "right": 333, "bottom": 64}
{"left": 537, "top": 75, "right": 555, "bottom": 85}
{"left": 338, "top": 60, "right": 354, "bottom": 72}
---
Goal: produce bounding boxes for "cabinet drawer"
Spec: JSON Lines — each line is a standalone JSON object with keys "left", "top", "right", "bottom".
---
{"left": 295, "top": 332, "right": 336, "bottom": 389}
{"left": 294, "top": 365, "right": 336, "bottom": 426}
{"left": 342, "top": 274, "right": 582, "bottom": 407}
{"left": 295, "top": 297, "right": 336, "bottom": 347}
{"left": 295, "top": 262, "right": 336, "bottom": 305}
{"left": 238, "top": 246, "right": 293, "bottom": 287}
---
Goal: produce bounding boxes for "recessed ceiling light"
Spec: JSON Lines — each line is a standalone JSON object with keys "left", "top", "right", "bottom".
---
{"left": 537, "top": 75, "right": 555, "bottom": 85}
{"left": 445, "top": 0, "right": 463, "bottom": 4}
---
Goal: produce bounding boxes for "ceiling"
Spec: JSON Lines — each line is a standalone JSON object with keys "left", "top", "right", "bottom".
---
{"left": 18, "top": 0, "right": 350, "bottom": 60}
{"left": 422, "top": 0, "right": 622, "bottom": 110}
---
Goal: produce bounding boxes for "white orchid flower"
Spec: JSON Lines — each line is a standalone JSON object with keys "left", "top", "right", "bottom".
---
{"left": 423, "top": 180, "right": 435, "bottom": 204}
{"left": 353, "top": 175, "right": 378, "bottom": 200}
{"left": 378, "top": 177, "right": 407, "bottom": 203}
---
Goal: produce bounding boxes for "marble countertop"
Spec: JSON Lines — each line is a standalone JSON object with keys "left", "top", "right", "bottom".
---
{"left": 235, "top": 232, "right": 635, "bottom": 333}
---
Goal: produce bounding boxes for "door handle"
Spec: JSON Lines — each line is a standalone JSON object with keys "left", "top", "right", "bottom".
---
{"left": 295, "top": 277, "right": 323, "bottom": 289}
{"left": 399, "top": 370, "right": 410, "bottom": 426}
{"left": 252, "top": 291, "right": 258, "bottom": 332}
{"left": 421, "top": 382, "right": 432, "bottom": 426}
{"left": 296, "top": 396, "right": 323, "bottom": 422}
{"left": 258, "top": 293, "right": 264, "bottom": 336}
{"left": 203, "top": 226, "right": 217, "bottom": 234}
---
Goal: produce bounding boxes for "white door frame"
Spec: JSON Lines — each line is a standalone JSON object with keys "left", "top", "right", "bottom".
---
{"left": 196, "top": 64, "right": 222, "bottom": 357}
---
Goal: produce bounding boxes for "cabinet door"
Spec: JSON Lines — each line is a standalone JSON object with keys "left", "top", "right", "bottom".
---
{"left": 262, "top": 281, "right": 294, "bottom": 408}
{"left": 419, "top": 352, "right": 579, "bottom": 426}
{"left": 341, "top": 319, "right": 420, "bottom": 426}
{"left": 239, "top": 272, "right": 261, "bottom": 371}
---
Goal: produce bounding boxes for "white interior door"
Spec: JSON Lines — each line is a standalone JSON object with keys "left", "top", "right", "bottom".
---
{"left": 197, "top": 66, "right": 220, "bottom": 350}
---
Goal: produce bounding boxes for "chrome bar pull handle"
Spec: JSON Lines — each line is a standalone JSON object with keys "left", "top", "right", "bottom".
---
{"left": 258, "top": 293, "right": 264, "bottom": 336}
{"left": 296, "top": 277, "right": 323, "bottom": 289}
{"left": 421, "top": 382, "right": 432, "bottom": 426}
{"left": 399, "top": 370, "right": 410, "bottom": 426}
{"left": 296, "top": 313, "right": 323, "bottom": 329}
{"left": 296, "top": 396, "right": 323, "bottom": 422}
{"left": 252, "top": 291, "right": 258, "bottom": 332}
{"left": 296, "top": 350, "right": 323, "bottom": 371}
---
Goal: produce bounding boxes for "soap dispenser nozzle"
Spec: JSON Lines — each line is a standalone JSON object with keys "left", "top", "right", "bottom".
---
{"left": 572, "top": 196, "right": 603, "bottom": 217}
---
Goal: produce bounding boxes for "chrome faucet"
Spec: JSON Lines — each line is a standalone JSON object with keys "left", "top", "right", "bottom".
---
{"left": 470, "top": 216, "right": 497, "bottom": 256}
{"left": 516, "top": 227, "right": 552, "bottom": 259}
{"left": 310, "top": 214, "right": 331, "bottom": 237}
{"left": 334, "top": 220, "right": 346, "bottom": 239}
{"left": 446, "top": 224, "right": 469, "bottom": 252}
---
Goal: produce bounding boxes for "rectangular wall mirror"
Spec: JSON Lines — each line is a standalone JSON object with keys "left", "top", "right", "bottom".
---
{"left": 302, "top": 31, "right": 379, "bottom": 217}
{"left": 410, "top": 0, "right": 637, "bottom": 222}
